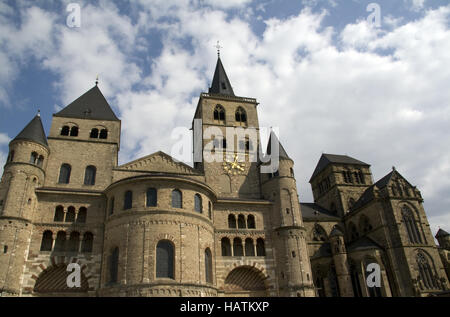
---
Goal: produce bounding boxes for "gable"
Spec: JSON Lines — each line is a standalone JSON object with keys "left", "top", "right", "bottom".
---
{"left": 117, "top": 151, "right": 200, "bottom": 175}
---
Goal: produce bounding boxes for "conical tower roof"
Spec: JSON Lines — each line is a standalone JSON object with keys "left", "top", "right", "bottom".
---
{"left": 13, "top": 114, "right": 48, "bottom": 148}
{"left": 54, "top": 85, "right": 119, "bottom": 121}
{"left": 209, "top": 57, "right": 235, "bottom": 96}
{"left": 266, "top": 131, "right": 290, "bottom": 160}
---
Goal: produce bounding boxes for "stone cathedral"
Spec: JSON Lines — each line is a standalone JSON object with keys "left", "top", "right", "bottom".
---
{"left": 0, "top": 56, "right": 449, "bottom": 297}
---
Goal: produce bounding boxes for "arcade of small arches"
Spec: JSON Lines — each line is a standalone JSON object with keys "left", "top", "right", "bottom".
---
{"left": 53, "top": 205, "right": 88, "bottom": 223}
{"left": 227, "top": 213, "right": 256, "bottom": 229}
{"left": 220, "top": 237, "right": 266, "bottom": 257}
{"left": 40, "top": 230, "right": 94, "bottom": 253}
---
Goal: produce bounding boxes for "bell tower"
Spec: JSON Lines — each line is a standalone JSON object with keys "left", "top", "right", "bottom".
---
{"left": 193, "top": 56, "right": 262, "bottom": 199}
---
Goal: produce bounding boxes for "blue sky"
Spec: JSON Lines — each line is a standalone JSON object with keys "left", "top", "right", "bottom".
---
{"left": 1, "top": 0, "right": 450, "bottom": 235}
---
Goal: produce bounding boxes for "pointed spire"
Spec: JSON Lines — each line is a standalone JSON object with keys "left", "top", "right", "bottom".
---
{"left": 13, "top": 114, "right": 48, "bottom": 148}
{"left": 209, "top": 56, "right": 235, "bottom": 96}
{"left": 54, "top": 85, "right": 119, "bottom": 121}
{"left": 266, "top": 131, "right": 290, "bottom": 160}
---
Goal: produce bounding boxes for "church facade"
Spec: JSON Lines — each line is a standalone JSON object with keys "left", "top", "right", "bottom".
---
{"left": 0, "top": 57, "right": 448, "bottom": 297}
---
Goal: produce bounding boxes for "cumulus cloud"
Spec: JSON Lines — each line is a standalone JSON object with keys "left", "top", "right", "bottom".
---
{"left": 0, "top": 1, "right": 449, "bottom": 232}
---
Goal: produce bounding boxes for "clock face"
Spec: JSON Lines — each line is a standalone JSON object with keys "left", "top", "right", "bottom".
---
{"left": 223, "top": 153, "right": 246, "bottom": 175}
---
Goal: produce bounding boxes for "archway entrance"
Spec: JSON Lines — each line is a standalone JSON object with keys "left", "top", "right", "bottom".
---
{"left": 33, "top": 264, "right": 89, "bottom": 296}
{"left": 223, "top": 266, "right": 268, "bottom": 297}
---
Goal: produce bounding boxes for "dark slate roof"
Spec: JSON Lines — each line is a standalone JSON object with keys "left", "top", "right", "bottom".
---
{"left": 351, "top": 169, "right": 415, "bottom": 211}
{"left": 436, "top": 229, "right": 449, "bottom": 238}
{"left": 311, "top": 243, "right": 332, "bottom": 259}
{"left": 209, "top": 57, "right": 235, "bottom": 96}
{"left": 330, "top": 226, "right": 344, "bottom": 237}
{"left": 301, "top": 203, "right": 341, "bottom": 221}
{"left": 54, "top": 86, "right": 119, "bottom": 121}
{"left": 351, "top": 185, "right": 376, "bottom": 211}
{"left": 310, "top": 154, "right": 370, "bottom": 182}
{"left": 13, "top": 115, "right": 48, "bottom": 148}
{"left": 266, "top": 131, "right": 290, "bottom": 160}
{"left": 347, "top": 237, "right": 383, "bottom": 252}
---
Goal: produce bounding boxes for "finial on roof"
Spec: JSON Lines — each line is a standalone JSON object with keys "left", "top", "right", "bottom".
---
{"left": 95, "top": 74, "right": 99, "bottom": 86}
{"left": 37, "top": 109, "right": 40, "bottom": 117}
{"left": 392, "top": 166, "right": 396, "bottom": 171}
{"left": 214, "top": 41, "right": 222, "bottom": 58}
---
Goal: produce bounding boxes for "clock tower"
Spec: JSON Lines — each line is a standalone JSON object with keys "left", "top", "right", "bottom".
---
{"left": 192, "top": 56, "right": 263, "bottom": 199}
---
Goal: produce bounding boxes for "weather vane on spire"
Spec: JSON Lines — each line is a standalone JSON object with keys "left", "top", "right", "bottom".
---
{"left": 214, "top": 41, "right": 223, "bottom": 58}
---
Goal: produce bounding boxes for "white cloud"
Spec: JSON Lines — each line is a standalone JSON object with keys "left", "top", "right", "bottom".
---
{"left": 0, "top": 133, "right": 10, "bottom": 176}
{"left": 1, "top": 1, "right": 450, "bottom": 232}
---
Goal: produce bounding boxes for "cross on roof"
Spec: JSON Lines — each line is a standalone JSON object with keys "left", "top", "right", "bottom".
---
{"left": 214, "top": 41, "right": 223, "bottom": 57}
{"left": 83, "top": 108, "right": 92, "bottom": 117}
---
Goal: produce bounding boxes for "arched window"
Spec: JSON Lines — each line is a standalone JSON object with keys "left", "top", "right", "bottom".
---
{"left": 29, "top": 152, "right": 38, "bottom": 164}
{"left": 245, "top": 238, "right": 255, "bottom": 256}
{"left": 233, "top": 238, "right": 244, "bottom": 256}
{"left": 54, "top": 205, "right": 64, "bottom": 222}
{"left": 205, "top": 248, "right": 213, "bottom": 283}
{"left": 358, "top": 171, "right": 365, "bottom": 184}
{"left": 40, "top": 231, "right": 53, "bottom": 251}
{"left": 350, "top": 262, "right": 363, "bottom": 297}
{"left": 108, "top": 247, "right": 119, "bottom": 284}
{"left": 124, "top": 191, "right": 133, "bottom": 210}
{"left": 68, "top": 232, "right": 80, "bottom": 253}
{"left": 256, "top": 238, "right": 266, "bottom": 256}
{"left": 349, "top": 222, "right": 359, "bottom": 241}
{"left": 213, "top": 105, "right": 225, "bottom": 123}
{"left": 156, "top": 240, "right": 174, "bottom": 279}
{"left": 221, "top": 237, "right": 231, "bottom": 256}
{"left": 84, "top": 166, "right": 96, "bottom": 186}
{"left": 37, "top": 155, "right": 44, "bottom": 167}
{"left": 77, "top": 207, "right": 87, "bottom": 223}
{"left": 237, "top": 214, "right": 246, "bottom": 229}
{"left": 58, "top": 164, "right": 71, "bottom": 184}
{"left": 402, "top": 205, "right": 422, "bottom": 244}
{"left": 247, "top": 215, "right": 256, "bottom": 229}
{"left": 61, "top": 126, "right": 70, "bottom": 136}
{"left": 146, "top": 188, "right": 157, "bottom": 207}
{"left": 70, "top": 126, "right": 78, "bottom": 137}
{"left": 54, "top": 231, "right": 66, "bottom": 252}
{"left": 417, "top": 251, "right": 438, "bottom": 290}
{"left": 194, "top": 194, "right": 202, "bottom": 213}
{"left": 65, "top": 206, "right": 76, "bottom": 222}
{"left": 328, "top": 264, "right": 340, "bottom": 297}
{"left": 208, "top": 202, "right": 212, "bottom": 220}
{"left": 99, "top": 129, "right": 108, "bottom": 139}
{"left": 228, "top": 214, "right": 237, "bottom": 229}
{"left": 171, "top": 189, "right": 182, "bottom": 208}
{"left": 90, "top": 128, "right": 99, "bottom": 138}
{"left": 81, "top": 232, "right": 94, "bottom": 253}
{"left": 235, "top": 107, "right": 247, "bottom": 125}
{"left": 348, "top": 198, "right": 356, "bottom": 209}
{"left": 109, "top": 197, "right": 115, "bottom": 215}
{"left": 359, "top": 216, "right": 373, "bottom": 234}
